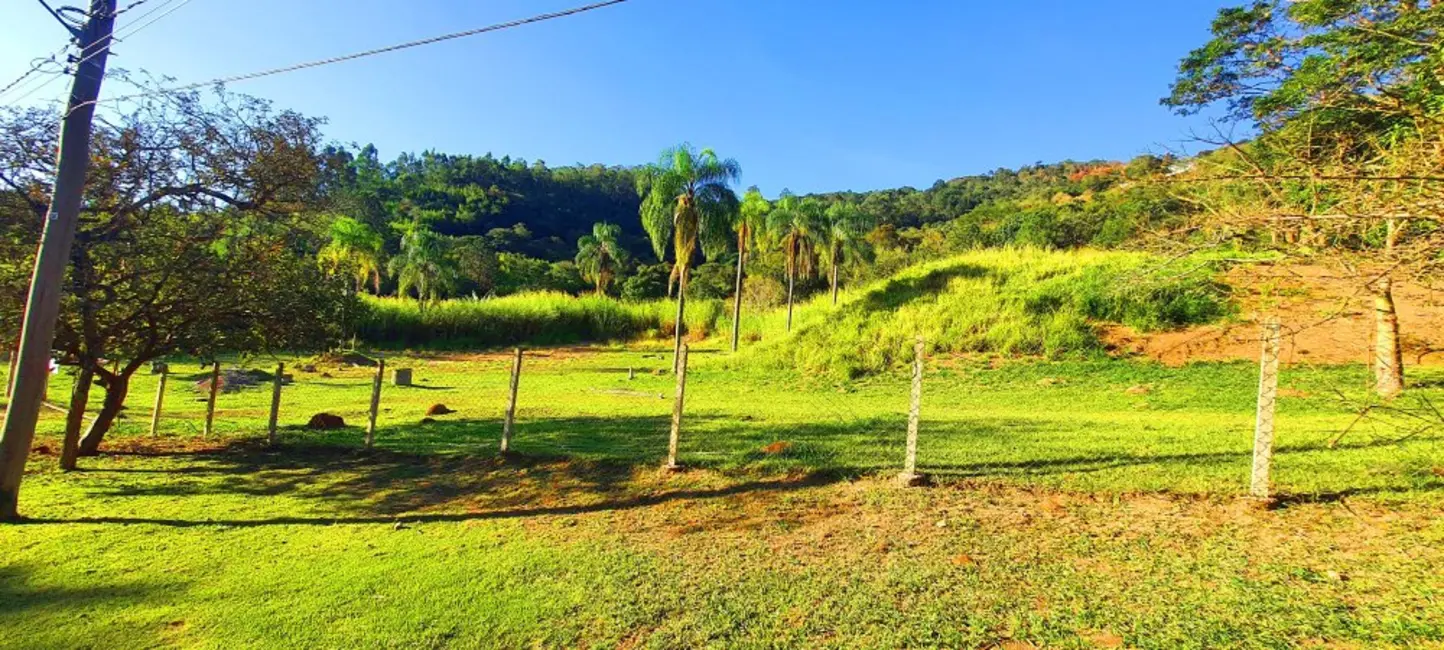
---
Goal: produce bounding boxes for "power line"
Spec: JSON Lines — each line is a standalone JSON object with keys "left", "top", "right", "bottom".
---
{"left": 111, "top": 0, "right": 151, "bottom": 18}
{"left": 3, "top": 0, "right": 195, "bottom": 107}
{"left": 99, "top": 0, "right": 630, "bottom": 105}
{"left": 0, "top": 44, "right": 73, "bottom": 104}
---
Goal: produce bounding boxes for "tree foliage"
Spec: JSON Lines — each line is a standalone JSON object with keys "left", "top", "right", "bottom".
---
{"left": 0, "top": 89, "right": 351, "bottom": 453}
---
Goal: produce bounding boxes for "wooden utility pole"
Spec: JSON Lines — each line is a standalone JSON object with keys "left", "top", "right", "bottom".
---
{"left": 500, "top": 348, "right": 522, "bottom": 454}
{"left": 0, "top": 0, "right": 118, "bottom": 520}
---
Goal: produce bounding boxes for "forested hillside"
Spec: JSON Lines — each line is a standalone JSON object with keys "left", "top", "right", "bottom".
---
{"left": 315, "top": 144, "right": 1188, "bottom": 302}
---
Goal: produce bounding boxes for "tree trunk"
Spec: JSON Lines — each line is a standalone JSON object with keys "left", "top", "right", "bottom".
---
{"left": 60, "top": 366, "right": 94, "bottom": 471}
{"left": 731, "top": 248, "right": 746, "bottom": 352}
{"left": 830, "top": 263, "right": 839, "bottom": 306}
{"left": 77, "top": 371, "right": 130, "bottom": 456}
{"left": 786, "top": 266, "right": 796, "bottom": 332}
{"left": 673, "top": 267, "right": 687, "bottom": 370}
{"left": 1373, "top": 276, "right": 1405, "bottom": 398}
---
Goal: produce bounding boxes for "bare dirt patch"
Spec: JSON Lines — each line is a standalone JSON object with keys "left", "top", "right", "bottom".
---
{"left": 1104, "top": 263, "right": 1444, "bottom": 366}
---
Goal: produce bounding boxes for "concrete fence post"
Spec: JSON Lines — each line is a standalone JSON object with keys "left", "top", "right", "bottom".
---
{"left": 1251, "top": 319, "right": 1282, "bottom": 501}
{"left": 664, "top": 344, "right": 689, "bottom": 471}
{"left": 501, "top": 348, "right": 523, "bottom": 454}
{"left": 366, "top": 356, "right": 384, "bottom": 449}
{"left": 899, "top": 336, "right": 929, "bottom": 487}
{"left": 149, "top": 363, "right": 167, "bottom": 438}
{"left": 202, "top": 361, "right": 220, "bottom": 437}
{"left": 267, "top": 362, "right": 284, "bottom": 446}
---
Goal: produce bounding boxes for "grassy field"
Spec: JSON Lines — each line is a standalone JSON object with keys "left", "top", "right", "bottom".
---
{"left": 4, "top": 347, "right": 1443, "bottom": 648}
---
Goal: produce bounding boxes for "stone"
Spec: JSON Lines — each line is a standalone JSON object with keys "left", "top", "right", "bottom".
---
{"left": 393, "top": 368, "right": 413, "bottom": 387}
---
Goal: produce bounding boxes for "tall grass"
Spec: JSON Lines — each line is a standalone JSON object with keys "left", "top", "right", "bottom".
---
{"left": 356, "top": 292, "right": 728, "bottom": 349}
{"left": 737, "top": 248, "right": 1231, "bottom": 378}
{"left": 356, "top": 250, "right": 1230, "bottom": 371}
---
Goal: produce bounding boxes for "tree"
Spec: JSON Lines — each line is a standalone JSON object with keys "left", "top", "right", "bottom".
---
{"left": 821, "top": 203, "right": 874, "bottom": 305}
{"left": 765, "top": 192, "right": 824, "bottom": 331}
{"left": 388, "top": 221, "right": 457, "bottom": 310}
{"left": 1165, "top": 0, "right": 1444, "bottom": 397}
{"left": 575, "top": 222, "right": 630, "bottom": 295}
{"left": 731, "top": 188, "right": 770, "bottom": 350}
{"left": 450, "top": 235, "right": 499, "bottom": 296}
{"left": 636, "top": 144, "right": 741, "bottom": 359}
{"left": 318, "top": 216, "right": 385, "bottom": 293}
{"left": 0, "top": 88, "right": 351, "bottom": 458}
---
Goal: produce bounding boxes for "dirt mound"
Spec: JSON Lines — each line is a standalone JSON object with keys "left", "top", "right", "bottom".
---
{"left": 196, "top": 368, "right": 274, "bottom": 394}
{"left": 425, "top": 404, "right": 455, "bottom": 416}
{"left": 1103, "top": 264, "right": 1444, "bottom": 366}
{"left": 307, "top": 413, "right": 346, "bottom": 430}
{"left": 310, "top": 351, "right": 379, "bottom": 368}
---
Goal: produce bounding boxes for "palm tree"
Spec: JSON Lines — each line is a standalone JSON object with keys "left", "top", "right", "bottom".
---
{"left": 637, "top": 144, "right": 741, "bottom": 360}
{"left": 318, "top": 216, "right": 385, "bottom": 293}
{"left": 765, "top": 192, "right": 824, "bottom": 332}
{"left": 821, "top": 203, "right": 874, "bottom": 305}
{"left": 575, "top": 222, "right": 630, "bottom": 296}
{"left": 388, "top": 221, "right": 457, "bottom": 312}
{"left": 731, "top": 188, "right": 771, "bottom": 351}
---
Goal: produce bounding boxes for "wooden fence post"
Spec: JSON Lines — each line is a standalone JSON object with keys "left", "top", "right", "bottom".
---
{"left": 149, "top": 363, "right": 167, "bottom": 438}
{"left": 267, "top": 362, "right": 284, "bottom": 446}
{"left": 366, "top": 357, "right": 384, "bottom": 449}
{"left": 202, "top": 361, "right": 220, "bottom": 437}
{"left": 501, "top": 347, "right": 523, "bottom": 454}
{"left": 899, "top": 336, "right": 929, "bottom": 487}
{"left": 664, "top": 344, "right": 689, "bottom": 471}
{"left": 1251, "top": 319, "right": 1281, "bottom": 501}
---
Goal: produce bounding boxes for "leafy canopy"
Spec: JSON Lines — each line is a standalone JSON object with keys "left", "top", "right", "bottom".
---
{"left": 636, "top": 144, "right": 741, "bottom": 290}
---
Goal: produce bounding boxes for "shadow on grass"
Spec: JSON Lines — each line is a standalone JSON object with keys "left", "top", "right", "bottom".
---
{"left": 24, "top": 414, "right": 1444, "bottom": 527}
{"left": 25, "top": 439, "right": 842, "bottom": 528}
{"left": 0, "top": 565, "right": 170, "bottom": 617}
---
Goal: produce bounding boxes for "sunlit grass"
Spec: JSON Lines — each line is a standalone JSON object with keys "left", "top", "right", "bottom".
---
{"left": 3, "top": 349, "right": 1443, "bottom": 648}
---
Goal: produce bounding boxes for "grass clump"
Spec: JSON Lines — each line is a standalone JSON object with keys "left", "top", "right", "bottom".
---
{"left": 750, "top": 248, "right": 1231, "bottom": 378}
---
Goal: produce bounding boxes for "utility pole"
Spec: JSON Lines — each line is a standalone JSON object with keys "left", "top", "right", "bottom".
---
{"left": 0, "top": 0, "right": 117, "bottom": 520}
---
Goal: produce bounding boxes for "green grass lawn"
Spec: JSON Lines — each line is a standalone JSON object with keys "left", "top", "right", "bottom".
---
{"left": 3, "top": 348, "right": 1443, "bottom": 648}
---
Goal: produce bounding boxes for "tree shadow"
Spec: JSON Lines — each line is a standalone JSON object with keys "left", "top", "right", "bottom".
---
{"left": 27, "top": 413, "right": 1443, "bottom": 527}
{"left": 0, "top": 565, "right": 170, "bottom": 617}
{"left": 848, "top": 263, "right": 990, "bottom": 314}
{"left": 23, "top": 435, "right": 843, "bottom": 527}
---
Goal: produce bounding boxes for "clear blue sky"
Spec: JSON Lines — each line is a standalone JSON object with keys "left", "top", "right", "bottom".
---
{"left": 0, "top": 0, "right": 1232, "bottom": 195}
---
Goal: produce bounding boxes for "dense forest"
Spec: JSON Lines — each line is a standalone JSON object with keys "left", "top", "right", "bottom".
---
{"left": 317, "top": 144, "right": 1188, "bottom": 304}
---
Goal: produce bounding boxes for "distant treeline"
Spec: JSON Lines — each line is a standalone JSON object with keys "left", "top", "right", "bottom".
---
{"left": 319, "top": 147, "right": 1188, "bottom": 303}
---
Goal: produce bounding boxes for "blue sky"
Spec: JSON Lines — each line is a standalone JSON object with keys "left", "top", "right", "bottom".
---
{"left": 0, "top": 0, "right": 1232, "bottom": 195}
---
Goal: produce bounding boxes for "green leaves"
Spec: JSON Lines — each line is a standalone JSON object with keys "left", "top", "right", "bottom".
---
{"left": 635, "top": 144, "right": 742, "bottom": 291}
{"left": 575, "top": 222, "right": 630, "bottom": 295}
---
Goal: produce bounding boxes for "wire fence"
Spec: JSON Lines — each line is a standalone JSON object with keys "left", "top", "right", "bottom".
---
{"left": 0, "top": 319, "right": 1411, "bottom": 501}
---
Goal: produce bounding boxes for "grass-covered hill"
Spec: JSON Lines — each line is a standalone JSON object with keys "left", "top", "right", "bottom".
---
{"left": 356, "top": 249, "right": 1232, "bottom": 377}
{"left": 741, "top": 249, "right": 1230, "bottom": 378}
